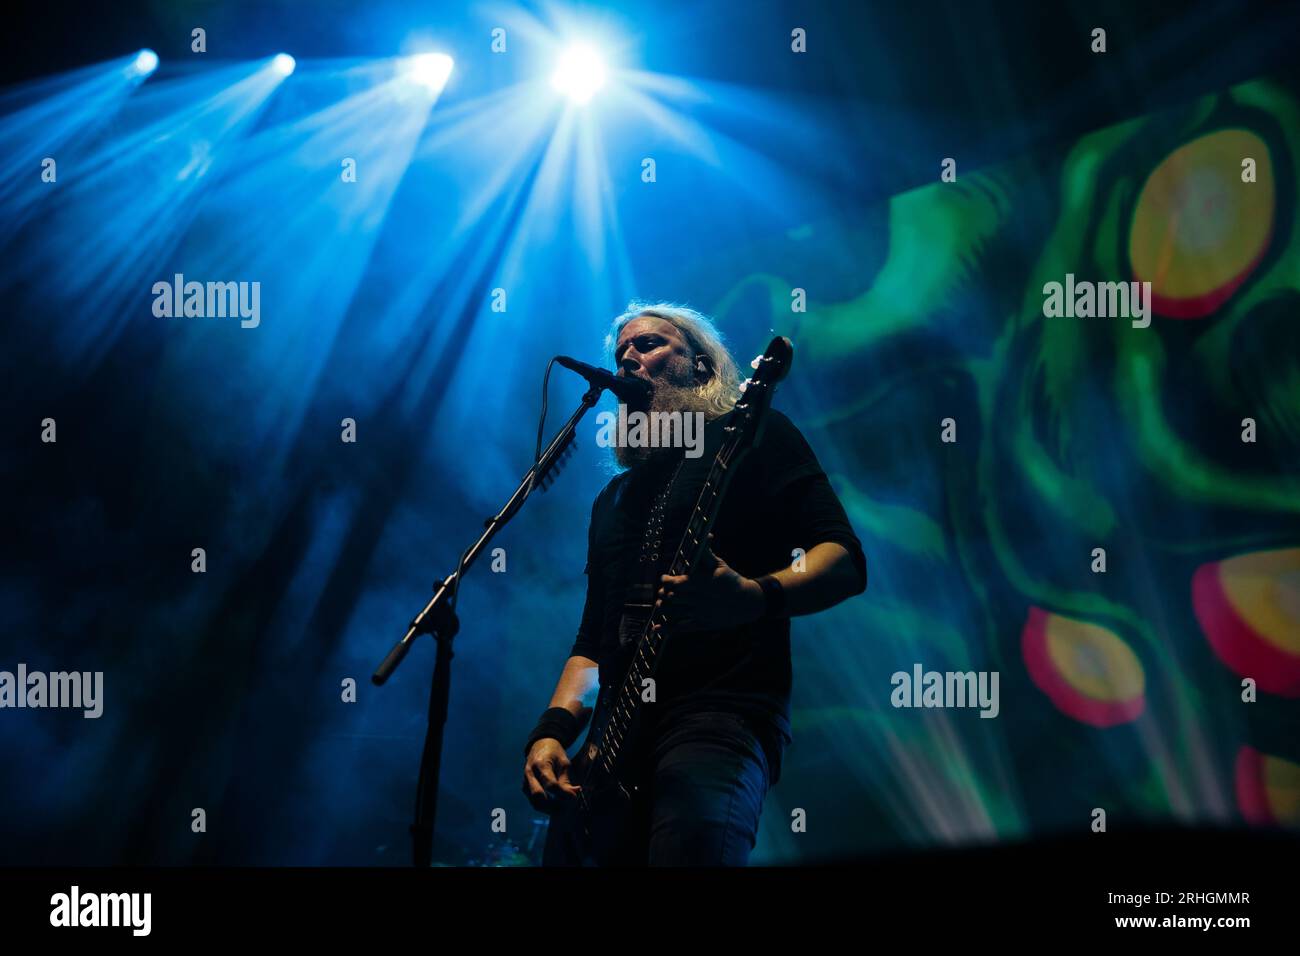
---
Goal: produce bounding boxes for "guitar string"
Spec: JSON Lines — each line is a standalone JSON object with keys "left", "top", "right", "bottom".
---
{"left": 585, "top": 372, "right": 767, "bottom": 791}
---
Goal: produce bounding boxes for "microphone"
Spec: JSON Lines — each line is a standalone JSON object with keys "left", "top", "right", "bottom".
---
{"left": 556, "top": 355, "right": 652, "bottom": 405}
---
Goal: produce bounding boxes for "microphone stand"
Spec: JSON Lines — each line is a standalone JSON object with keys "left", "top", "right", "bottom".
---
{"left": 372, "top": 382, "right": 604, "bottom": 868}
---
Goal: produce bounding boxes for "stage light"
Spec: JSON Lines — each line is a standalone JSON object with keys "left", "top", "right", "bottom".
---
{"left": 551, "top": 43, "right": 606, "bottom": 104}
{"left": 272, "top": 53, "right": 296, "bottom": 77}
{"left": 131, "top": 49, "right": 158, "bottom": 77}
{"left": 402, "top": 53, "right": 454, "bottom": 93}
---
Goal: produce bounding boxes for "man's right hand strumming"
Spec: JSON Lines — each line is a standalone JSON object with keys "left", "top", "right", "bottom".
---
{"left": 523, "top": 738, "right": 581, "bottom": 810}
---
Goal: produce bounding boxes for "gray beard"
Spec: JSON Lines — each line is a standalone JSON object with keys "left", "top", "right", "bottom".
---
{"left": 613, "top": 373, "right": 717, "bottom": 470}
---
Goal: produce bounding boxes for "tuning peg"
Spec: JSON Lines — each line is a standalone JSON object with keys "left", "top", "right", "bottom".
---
{"left": 751, "top": 356, "right": 761, "bottom": 369}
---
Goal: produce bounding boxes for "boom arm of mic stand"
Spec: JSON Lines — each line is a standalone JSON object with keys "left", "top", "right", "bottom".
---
{"left": 371, "top": 383, "right": 603, "bottom": 685}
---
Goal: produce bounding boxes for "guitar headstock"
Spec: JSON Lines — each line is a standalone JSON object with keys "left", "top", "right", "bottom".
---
{"left": 727, "top": 335, "right": 793, "bottom": 448}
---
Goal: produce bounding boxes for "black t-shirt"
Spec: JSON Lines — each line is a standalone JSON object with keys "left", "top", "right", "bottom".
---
{"left": 568, "top": 407, "right": 866, "bottom": 762}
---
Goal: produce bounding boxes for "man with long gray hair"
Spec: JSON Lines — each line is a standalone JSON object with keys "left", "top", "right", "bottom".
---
{"left": 522, "top": 301, "right": 866, "bottom": 865}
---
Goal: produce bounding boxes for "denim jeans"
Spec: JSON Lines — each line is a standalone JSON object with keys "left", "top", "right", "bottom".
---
{"left": 541, "top": 709, "right": 779, "bottom": 867}
{"left": 641, "top": 709, "right": 774, "bottom": 866}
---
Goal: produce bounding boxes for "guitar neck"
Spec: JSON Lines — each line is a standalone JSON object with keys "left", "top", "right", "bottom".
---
{"left": 595, "top": 420, "right": 749, "bottom": 763}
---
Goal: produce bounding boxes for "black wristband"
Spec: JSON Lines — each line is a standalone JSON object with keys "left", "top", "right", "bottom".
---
{"left": 756, "top": 574, "right": 787, "bottom": 620}
{"left": 524, "top": 706, "right": 580, "bottom": 758}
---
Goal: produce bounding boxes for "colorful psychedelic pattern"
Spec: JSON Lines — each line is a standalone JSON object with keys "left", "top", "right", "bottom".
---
{"left": 704, "top": 73, "right": 1300, "bottom": 851}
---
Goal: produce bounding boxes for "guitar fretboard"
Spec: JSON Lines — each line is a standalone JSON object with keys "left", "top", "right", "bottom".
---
{"left": 594, "top": 407, "right": 751, "bottom": 775}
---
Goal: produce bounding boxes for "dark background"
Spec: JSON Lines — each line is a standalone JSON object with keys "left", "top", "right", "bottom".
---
{"left": 2, "top": 0, "right": 1299, "bottom": 866}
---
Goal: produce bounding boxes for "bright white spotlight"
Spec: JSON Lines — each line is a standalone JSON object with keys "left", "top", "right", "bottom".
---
{"left": 402, "top": 53, "right": 454, "bottom": 92}
{"left": 551, "top": 43, "right": 606, "bottom": 104}
{"left": 131, "top": 49, "right": 159, "bottom": 77}
{"left": 271, "top": 53, "right": 296, "bottom": 77}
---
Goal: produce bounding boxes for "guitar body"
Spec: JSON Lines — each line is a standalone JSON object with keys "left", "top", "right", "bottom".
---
{"left": 539, "top": 336, "right": 793, "bottom": 866}
{"left": 541, "top": 690, "right": 647, "bottom": 866}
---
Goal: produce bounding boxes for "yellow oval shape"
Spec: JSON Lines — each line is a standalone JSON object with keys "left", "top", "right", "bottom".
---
{"left": 1129, "top": 129, "right": 1274, "bottom": 316}
{"left": 1045, "top": 615, "right": 1146, "bottom": 702}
